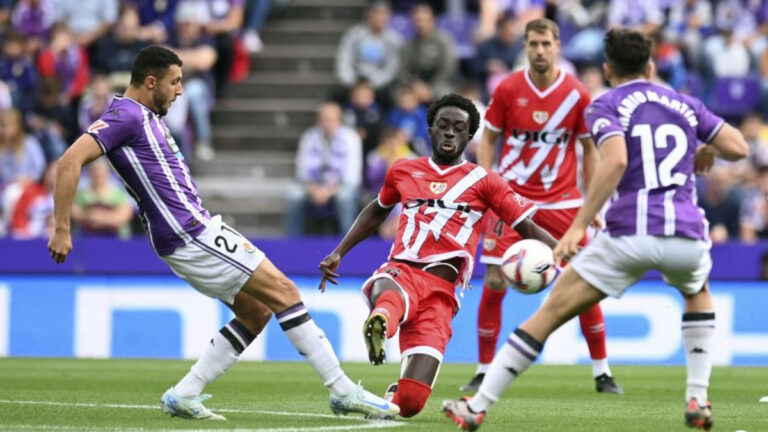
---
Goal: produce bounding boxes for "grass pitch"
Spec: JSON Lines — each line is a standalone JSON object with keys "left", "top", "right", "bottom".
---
{"left": 0, "top": 358, "right": 765, "bottom": 431}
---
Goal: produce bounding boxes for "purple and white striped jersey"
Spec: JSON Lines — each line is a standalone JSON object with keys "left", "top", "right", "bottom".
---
{"left": 87, "top": 96, "right": 210, "bottom": 255}
{"left": 585, "top": 79, "right": 724, "bottom": 241}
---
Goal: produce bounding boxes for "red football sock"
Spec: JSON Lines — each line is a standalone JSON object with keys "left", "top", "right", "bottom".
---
{"left": 477, "top": 285, "right": 507, "bottom": 364}
{"left": 579, "top": 303, "right": 607, "bottom": 360}
{"left": 392, "top": 378, "right": 432, "bottom": 417}
{"left": 371, "top": 290, "right": 404, "bottom": 338}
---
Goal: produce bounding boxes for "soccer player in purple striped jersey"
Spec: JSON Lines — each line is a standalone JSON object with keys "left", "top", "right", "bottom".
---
{"left": 47, "top": 46, "right": 399, "bottom": 420}
{"left": 443, "top": 28, "right": 748, "bottom": 431}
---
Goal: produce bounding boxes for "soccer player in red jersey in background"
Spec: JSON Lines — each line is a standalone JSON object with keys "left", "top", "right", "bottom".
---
{"left": 318, "top": 93, "right": 558, "bottom": 419}
{"left": 461, "top": 18, "right": 623, "bottom": 394}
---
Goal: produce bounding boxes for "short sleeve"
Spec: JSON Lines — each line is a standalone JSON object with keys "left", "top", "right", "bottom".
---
{"left": 87, "top": 106, "right": 140, "bottom": 154}
{"left": 377, "top": 160, "right": 402, "bottom": 208}
{"left": 584, "top": 97, "right": 623, "bottom": 148}
{"left": 483, "top": 83, "right": 507, "bottom": 133}
{"left": 484, "top": 171, "right": 537, "bottom": 228}
{"left": 685, "top": 94, "right": 725, "bottom": 144}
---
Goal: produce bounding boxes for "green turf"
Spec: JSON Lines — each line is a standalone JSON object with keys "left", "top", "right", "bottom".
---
{"left": 0, "top": 358, "right": 765, "bottom": 431}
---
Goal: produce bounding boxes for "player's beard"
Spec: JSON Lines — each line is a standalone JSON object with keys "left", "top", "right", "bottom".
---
{"left": 153, "top": 90, "right": 172, "bottom": 117}
{"left": 531, "top": 58, "right": 551, "bottom": 74}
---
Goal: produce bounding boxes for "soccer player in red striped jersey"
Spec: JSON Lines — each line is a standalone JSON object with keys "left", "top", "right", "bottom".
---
{"left": 319, "top": 93, "right": 558, "bottom": 419}
{"left": 461, "top": 18, "right": 623, "bottom": 395}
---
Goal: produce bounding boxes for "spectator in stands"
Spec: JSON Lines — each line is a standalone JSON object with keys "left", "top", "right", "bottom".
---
{"left": 0, "top": 108, "right": 45, "bottom": 188}
{"left": 53, "top": 0, "right": 118, "bottom": 54}
{"left": 398, "top": 3, "right": 457, "bottom": 104}
{"left": 740, "top": 165, "right": 768, "bottom": 242}
{"left": 556, "top": 0, "right": 608, "bottom": 63}
{"left": 580, "top": 64, "right": 608, "bottom": 99}
{"left": 37, "top": 23, "right": 91, "bottom": 103}
{"left": 336, "top": 1, "right": 401, "bottom": 106}
{"left": 741, "top": 112, "right": 768, "bottom": 168}
{"left": 665, "top": 0, "right": 712, "bottom": 70}
{"left": 29, "top": 79, "right": 76, "bottom": 154}
{"left": 365, "top": 128, "right": 413, "bottom": 239}
{"left": 342, "top": 79, "right": 383, "bottom": 158}
{"left": 472, "top": 14, "right": 522, "bottom": 101}
{"left": 201, "top": 0, "right": 245, "bottom": 94}
{"left": 476, "top": 0, "right": 544, "bottom": 43}
{"left": 7, "top": 160, "right": 55, "bottom": 238}
{"left": 92, "top": 5, "right": 150, "bottom": 87}
{"left": 286, "top": 102, "right": 362, "bottom": 236}
{"left": 387, "top": 84, "right": 429, "bottom": 156}
{"left": 703, "top": 2, "right": 752, "bottom": 82}
{"left": 78, "top": 75, "right": 114, "bottom": 133}
{"left": 122, "top": 0, "right": 180, "bottom": 43}
{"left": 11, "top": 0, "right": 55, "bottom": 55}
{"left": 241, "top": 0, "right": 272, "bottom": 53}
{"left": 699, "top": 165, "right": 745, "bottom": 243}
{"left": 0, "top": 31, "right": 37, "bottom": 113}
{"left": 651, "top": 31, "right": 688, "bottom": 91}
{"left": 168, "top": 0, "right": 217, "bottom": 161}
{"left": 72, "top": 158, "right": 133, "bottom": 238}
{"left": 607, "top": 0, "right": 663, "bottom": 35}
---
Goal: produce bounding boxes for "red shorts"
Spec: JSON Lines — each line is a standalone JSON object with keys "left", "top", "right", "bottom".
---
{"left": 480, "top": 207, "right": 587, "bottom": 265}
{"left": 362, "top": 261, "right": 458, "bottom": 360}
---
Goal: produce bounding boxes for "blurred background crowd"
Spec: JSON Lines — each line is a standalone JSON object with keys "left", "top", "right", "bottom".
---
{"left": 0, "top": 0, "right": 767, "bottom": 246}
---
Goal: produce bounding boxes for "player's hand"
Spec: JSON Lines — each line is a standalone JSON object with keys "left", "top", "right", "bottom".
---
{"left": 694, "top": 145, "right": 716, "bottom": 175}
{"left": 553, "top": 225, "right": 586, "bottom": 263}
{"left": 318, "top": 252, "right": 341, "bottom": 292}
{"left": 590, "top": 214, "right": 605, "bottom": 230}
{"left": 48, "top": 229, "right": 72, "bottom": 264}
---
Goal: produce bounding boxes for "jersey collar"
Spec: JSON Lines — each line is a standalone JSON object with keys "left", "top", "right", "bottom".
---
{"left": 524, "top": 67, "right": 565, "bottom": 99}
{"left": 428, "top": 157, "right": 467, "bottom": 175}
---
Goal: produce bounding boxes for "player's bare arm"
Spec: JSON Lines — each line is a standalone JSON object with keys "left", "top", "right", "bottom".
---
{"left": 579, "top": 136, "right": 604, "bottom": 229}
{"left": 694, "top": 123, "right": 748, "bottom": 175}
{"left": 514, "top": 218, "right": 558, "bottom": 249}
{"left": 318, "top": 199, "right": 393, "bottom": 291}
{"left": 476, "top": 128, "right": 501, "bottom": 170}
{"left": 556, "top": 135, "right": 627, "bottom": 262}
{"left": 48, "top": 134, "right": 104, "bottom": 263}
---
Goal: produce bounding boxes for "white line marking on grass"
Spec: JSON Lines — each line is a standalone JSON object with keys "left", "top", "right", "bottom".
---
{"left": 0, "top": 424, "right": 403, "bottom": 432}
{"left": 0, "top": 400, "right": 404, "bottom": 429}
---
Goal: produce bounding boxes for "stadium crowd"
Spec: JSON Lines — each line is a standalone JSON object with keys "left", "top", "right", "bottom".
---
{"left": 1, "top": 0, "right": 767, "bottom": 244}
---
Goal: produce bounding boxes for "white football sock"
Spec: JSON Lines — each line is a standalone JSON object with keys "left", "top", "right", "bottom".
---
{"left": 468, "top": 328, "right": 542, "bottom": 413}
{"left": 592, "top": 358, "right": 611, "bottom": 378}
{"left": 175, "top": 319, "right": 255, "bottom": 397}
{"left": 682, "top": 312, "right": 715, "bottom": 403}
{"left": 277, "top": 303, "right": 356, "bottom": 396}
{"left": 476, "top": 363, "right": 490, "bottom": 374}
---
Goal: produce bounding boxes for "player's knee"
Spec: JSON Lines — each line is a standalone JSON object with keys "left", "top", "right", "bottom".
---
{"left": 392, "top": 378, "right": 432, "bottom": 418}
{"left": 484, "top": 268, "right": 506, "bottom": 291}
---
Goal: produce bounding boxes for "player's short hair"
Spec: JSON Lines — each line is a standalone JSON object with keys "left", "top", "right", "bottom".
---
{"left": 130, "top": 46, "right": 183, "bottom": 86}
{"left": 427, "top": 93, "right": 480, "bottom": 137}
{"left": 604, "top": 28, "right": 652, "bottom": 78}
{"left": 524, "top": 18, "right": 559, "bottom": 41}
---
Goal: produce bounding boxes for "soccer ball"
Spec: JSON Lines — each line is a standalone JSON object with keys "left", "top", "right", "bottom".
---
{"left": 500, "top": 239, "right": 557, "bottom": 294}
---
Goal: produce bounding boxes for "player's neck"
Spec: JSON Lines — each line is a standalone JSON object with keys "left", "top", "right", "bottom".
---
{"left": 430, "top": 155, "right": 462, "bottom": 167}
{"left": 609, "top": 74, "right": 646, "bottom": 88}
{"left": 124, "top": 86, "right": 159, "bottom": 114}
{"left": 528, "top": 66, "right": 560, "bottom": 90}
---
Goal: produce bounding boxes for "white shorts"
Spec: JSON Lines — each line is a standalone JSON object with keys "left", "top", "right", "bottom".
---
{"left": 161, "top": 217, "right": 265, "bottom": 304}
{"left": 570, "top": 234, "right": 712, "bottom": 298}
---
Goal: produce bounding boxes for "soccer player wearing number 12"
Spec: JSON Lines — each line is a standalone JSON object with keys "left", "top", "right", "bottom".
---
{"left": 318, "top": 94, "right": 558, "bottom": 419}
{"left": 463, "top": 18, "right": 621, "bottom": 394}
{"left": 443, "top": 28, "right": 748, "bottom": 431}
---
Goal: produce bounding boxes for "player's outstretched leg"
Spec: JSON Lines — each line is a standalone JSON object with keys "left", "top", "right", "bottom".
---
{"left": 578, "top": 303, "right": 624, "bottom": 394}
{"left": 681, "top": 283, "right": 715, "bottom": 430}
{"left": 243, "top": 258, "right": 399, "bottom": 417}
{"left": 463, "top": 266, "right": 506, "bottom": 392}
{"left": 162, "top": 294, "right": 272, "bottom": 420}
{"left": 364, "top": 284, "right": 405, "bottom": 365}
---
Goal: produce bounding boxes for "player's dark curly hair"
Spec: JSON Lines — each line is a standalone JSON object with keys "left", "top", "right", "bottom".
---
{"left": 427, "top": 93, "right": 481, "bottom": 137}
{"left": 130, "top": 45, "right": 183, "bottom": 86}
{"left": 604, "top": 28, "right": 651, "bottom": 78}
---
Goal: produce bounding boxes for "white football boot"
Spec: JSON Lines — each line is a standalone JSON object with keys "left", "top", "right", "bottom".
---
{"left": 329, "top": 382, "right": 400, "bottom": 418}
{"left": 160, "top": 387, "right": 226, "bottom": 420}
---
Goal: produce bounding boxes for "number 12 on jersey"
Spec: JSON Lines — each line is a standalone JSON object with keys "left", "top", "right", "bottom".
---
{"left": 631, "top": 123, "right": 688, "bottom": 188}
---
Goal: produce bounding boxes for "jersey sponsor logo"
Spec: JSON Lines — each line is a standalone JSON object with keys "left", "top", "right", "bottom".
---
{"left": 592, "top": 117, "right": 611, "bottom": 135}
{"left": 517, "top": 97, "right": 528, "bottom": 107}
{"left": 533, "top": 110, "right": 549, "bottom": 125}
{"left": 429, "top": 182, "right": 447, "bottom": 194}
{"left": 403, "top": 198, "right": 473, "bottom": 213}
{"left": 508, "top": 128, "right": 571, "bottom": 145}
{"left": 162, "top": 125, "right": 181, "bottom": 154}
{"left": 87, "top": 120, "right": 109, "bottom": 134}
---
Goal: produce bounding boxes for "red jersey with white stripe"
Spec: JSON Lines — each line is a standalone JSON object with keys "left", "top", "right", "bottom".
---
{"left": 378, "top": 157, "right": 536, "bottom": 288}
{"left": 485, "top": 68, "right": 591, "bottom": 208}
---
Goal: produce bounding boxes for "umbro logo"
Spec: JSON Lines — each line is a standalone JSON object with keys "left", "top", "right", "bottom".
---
{"left": 690, "top": 348, "right": 707, "bottom": 354}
